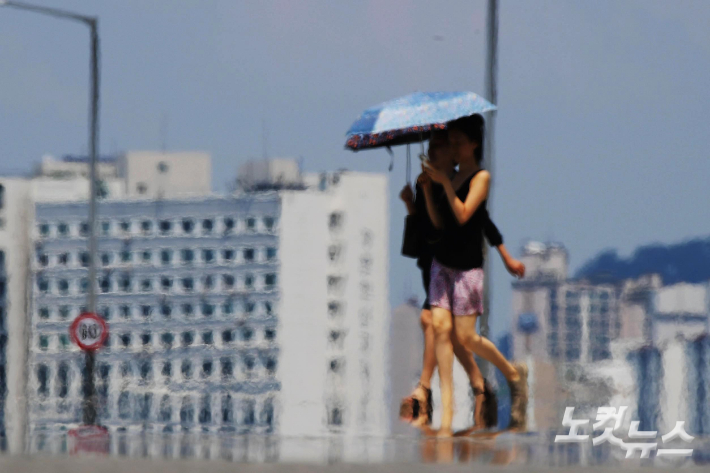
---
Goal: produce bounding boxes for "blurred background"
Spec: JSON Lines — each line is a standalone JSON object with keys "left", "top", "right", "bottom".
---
{"left": 1, "top": 0, "right": 710, "bottom": 467}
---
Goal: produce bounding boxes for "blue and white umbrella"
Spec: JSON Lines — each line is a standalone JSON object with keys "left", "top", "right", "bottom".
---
{"left": 345, "top": 91, "right": 496, "bottom": 151}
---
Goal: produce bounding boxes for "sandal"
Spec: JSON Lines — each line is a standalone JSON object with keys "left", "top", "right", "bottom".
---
{"left": 473, "top": 378, "right": 498, "bottom": 429}
{"left": 400, "top": 382, "right": 433, "bottom": 425}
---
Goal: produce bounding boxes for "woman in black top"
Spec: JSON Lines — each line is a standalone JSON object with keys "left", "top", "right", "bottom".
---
{"left": 399, "top": 130, "right": 524, "bottom": 429}
{"left": 421, "top": 114, "right": 529, "bottom": 436}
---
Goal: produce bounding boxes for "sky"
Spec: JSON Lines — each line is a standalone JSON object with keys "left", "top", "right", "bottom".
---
{"left": 1, "top": 0, "right": 709, "bottom": 337}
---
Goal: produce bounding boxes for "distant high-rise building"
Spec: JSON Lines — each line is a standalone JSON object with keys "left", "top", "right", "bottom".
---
{"left": 511, "top": 240, "right": 710, "bottom": 435}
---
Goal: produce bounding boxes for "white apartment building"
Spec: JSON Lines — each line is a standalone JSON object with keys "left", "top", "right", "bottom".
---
{"left": 0, "top": 154, "right": 390, "bottom": 458}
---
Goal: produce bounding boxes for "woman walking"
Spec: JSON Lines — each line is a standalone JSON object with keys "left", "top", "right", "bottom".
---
{"left": 421, "top": 114, "right": 528, "bottom": 436}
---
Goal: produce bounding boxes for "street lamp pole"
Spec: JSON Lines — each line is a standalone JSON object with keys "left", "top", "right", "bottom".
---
{"left": 480, "top": 0, "right": 498, "bottom": 376}
{"left": 1, "top": 0, "right": 100, "bottom": 426}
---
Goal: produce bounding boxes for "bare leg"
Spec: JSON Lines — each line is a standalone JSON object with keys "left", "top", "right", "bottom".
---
{"left": 417, "top": 308, "right": 437, "bottom": 391}
{"left": 454, "top": 314, "right": 519, "bottom": 382}
{"left": 431, "top": 306, "right": 454, "bottom": 436}
{"left": 451, "top": 331, "right": 487, "bottom": 427}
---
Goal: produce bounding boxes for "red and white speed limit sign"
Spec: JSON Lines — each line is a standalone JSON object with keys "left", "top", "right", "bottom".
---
{"left": 69, "top": 312, "right": 109, "bottom": 351}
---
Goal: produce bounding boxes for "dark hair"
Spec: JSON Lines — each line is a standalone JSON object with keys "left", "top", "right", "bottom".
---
{"left": 447, "top": 114, "right": 485, "bottom": 163}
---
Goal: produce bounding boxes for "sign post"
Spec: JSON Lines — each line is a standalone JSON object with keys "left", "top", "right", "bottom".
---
{"left": 68, "top": 313, "right": 109, "bottom": 454}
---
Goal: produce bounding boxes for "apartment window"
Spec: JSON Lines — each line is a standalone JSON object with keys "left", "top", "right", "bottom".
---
{"left": 39, "top": 223, "right": 50, "bottom": 237}
{"left": 161, "top": 333, "right": 174, "bottom": 348}
{"left": 244, "top": 356, "right": 255, "bottom": 372}
{"left": 59, "top": 306, "right": 70, "bottom": 320}
{"left": 141, "top": 250, "right": 152, "bottom": 264}
{"left": 245, "top": 302, "right": 255, "bottom": 315}
{"left": 39, "top": 307, "right": 50, "bottom": 320}
{"left": 265, "top": 358, "right": 277, "bottom": 375}
{"left": 244, "top": 274, "right": 254, "bottom": 289}
{"left": 242, "top": 327, "right": 254, "bottom": 341}
{"left": 141, "top": 333, "right": 152, "bottom": 346}
{"left": 58, "top": 252, "right": 70, "bottom": 266}
{"left": 266, "top": 247, "right": 277, "bottom": 261}
{"left": 159, "top": 220, "right": 172, "bottom": 235}
{"left": 99, "top": 306, "right": 111, "bottom": 320}
{"left": 99, "top": 276, "right": 111, "bottom": 293}
{"left": 201, "top": 360, "right": 213, "bottom": 378}
{"left": 118, "top": 392, "right": 131, "bottom": 419}
{"left": 265, "top": 328, "right": 276, "bottom": 341}
{"left": 246, "top": 217, "right": 256, "bottom": 231}
{"left": 37, "top": 253, "right": 48, "bottom": 267}
{"left": 80, "top": 252, "right": 89, "bottom": 267}
{"left": 120, "top": 250, "right": 131, "bottom": 263}
{"left": 329, "top": 358, "right": 344, "bottom": 374}
{"left": 80, "top": 222, "right": 89, "bottom": 237}
{"left": 141, "top": 278, "right": 152, "bottom": 292}
{"left": 37, "top": 364, "right": 49, "bottom": 396}
{"left": 327, "top": 301, "right": 342, "bottom": 317}
{"left": 222, "top": 330, "right": 233, "bottom": 344}
{"left": 101, "top": 221, "right": 111, "bottom": 236}
{"left": 140, "top": 220, "right": 152, "bottom": 235}
{"left": 243, "top": 248, "right": 255, "bottom": 262}
{"left": 223, "top": 274, "right": 235, "bottom": 289}
{"left": 222, "top": 395, "right": 234, "bottom": 424}
{"left": 203, "top": 249, "right": 215, "bottom": 264}
{"left": 180, "top": 396, "right": 194, "bottom": 425}
{"left": 161, "top": 276, "right": 173, "bottom": 291}
{"left": 161, "top": 362, "right": 172, "bottom": 378}
{"left": 37, "top": 277, "right": 49, "bottom": 294}
{"left": 328, "top": 212, "right": 343, "bottom": 231}
{"left": 181, "top": 331, "right": 194, "bottom": 347}
{"left": 203, "top": 275, "right": 214, "bottom": 290}
{"left": 201, "top": 303, "right": 215, "bottom": 317}
{"left": 79, "top": 278, "right": 89, "bottom": 294}
{"left": 119, "top": 305, "right": 131, "bottom": 318}
{"left": 159, "top": 395, "right": 172, "bottom": 422}
{"left": 141, "top": 305, "right": 153, "bottom": 318}
{"left": 120, "top": 221, "right": 131, "bottom": 234}
{"left": 263, "top": 217, "right": 275, "bottom": 231}
{"left": 265, "top": 273, "right": 277, "bottom": 288}
{"left": 139, "top": 361, "right": 152, "bottom": 382}
{"left": 202, "top": 331, "right": 213, "bottom": 345}
{"left": 222, "top": 249, "right": 235, "bottom": 262}
{"left": 59, "top": 335, "right": 70, "bottom": 350}
{"left": 202, "top": 219, "right": 214, "bottom": 234}
{"left": 222, "top": 300, "right": 234, "bottom": 315}
{"left": 182, "top": 219, "right": 194, "bottom": 234}
{"left": 223, "top": 217, "right": 234, "bottom": 233}
{"left": 181, "top": 277, "right": 194, "bottom": 292}
{"left": 161, "top": 249, "right": 172, "bottom": 266}
{"left": 181, "top": 303, "right": 194, "bottom": 317}
{"left": 120, "top": 334, "right": 131, "bottom": 348}
{"left": 119, "top": 274, "right": 132, "bottom": 292}
{"left": 263, "top": 301, "right": 273, "bottom": 315}
{"left": 181, "top": 360, "right": 192, "bottom": 379}
{"left": 161, "top": 304, "right": 172, "bottom": 317}
{"left": 243, "top": 400, "right": 255, "bottom": 425}
{"left": 221, "top": 358, "right": 233, "bottom": 377}
{"left": 57, "top": 223, "right": 69, "bottom": 237}
{"left": 181, "top": 249, "right": 194, "bottom": 264}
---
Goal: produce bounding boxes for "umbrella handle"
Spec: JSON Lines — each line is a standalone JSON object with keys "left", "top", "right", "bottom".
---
{"left": 406, "top": 143, "right": 411, "bottom": 186}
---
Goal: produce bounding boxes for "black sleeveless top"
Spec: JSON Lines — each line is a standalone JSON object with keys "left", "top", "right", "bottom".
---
{"left": 433, "top": 169, "right": 489, "bottom": 270}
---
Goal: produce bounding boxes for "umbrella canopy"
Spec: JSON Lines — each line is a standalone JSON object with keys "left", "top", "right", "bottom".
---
{"left": 345, "top": 91, "right": 496, "bottom": 151}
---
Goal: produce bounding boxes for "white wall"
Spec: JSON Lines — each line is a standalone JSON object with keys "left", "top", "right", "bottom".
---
{"left": 121, "top": 151, "right": 211, "bottom": 198}
{"left": 0, "top": 178, "right": 32, "bottom": 453}
{"left": 278, "top": 190, "right": 330, "bottom": 437}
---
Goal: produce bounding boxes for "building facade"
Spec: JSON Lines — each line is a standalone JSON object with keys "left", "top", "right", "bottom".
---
{"left": 19, "top": 162, "right": 389, "bottom": 455}
{"left": 511, "top": 241, "right": 710, "bottom": 436}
